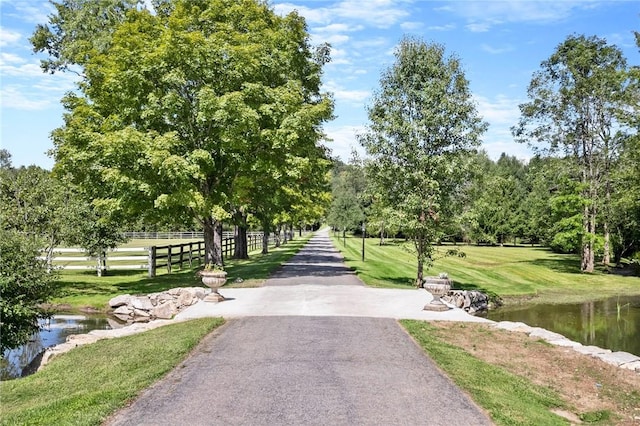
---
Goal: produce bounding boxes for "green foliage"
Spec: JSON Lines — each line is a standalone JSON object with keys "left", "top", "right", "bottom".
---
{"left": 359, "top": 37, "right": 486, "bottom": 283}
{"left": 0, "top": 318, "right": 223, "bottom": 424}
{"left": 514, "top": 34, "right": 636, "bottom": 272}
{"left": 37, "top": 0, "right": 333, "bottom": 267}
{"left": 327, "top": 159, "right": 365, "bottom": 234}
{"left": 0, "top": 230, "right": 57, "bottom": 352}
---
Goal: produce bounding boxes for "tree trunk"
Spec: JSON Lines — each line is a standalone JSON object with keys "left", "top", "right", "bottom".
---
{"left": 204, "top": 216, "right": 223, "bottom": 267}
{"left": 275, "top": 225, "right": 281, "bottom": 248}
{"left": 260, "top": 218, "right": 271, "bottom": 255}
{"left": 416, "top": 256, "right": 424, "bottom": 287}
{"left": 234, "top": 224, "right": 248, "bottom": 259}
{"left": 603, "top": 222, "right": 610, "bottom": 267}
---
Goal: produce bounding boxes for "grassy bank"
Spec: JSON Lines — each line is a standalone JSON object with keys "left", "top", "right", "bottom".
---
{"left": 0, "top": 318, "right": 224, "bottom": 425}
{"left": 402, "top": 320, "right": 640, "bottom": 425}
{"left": 52, "top": 234, "right": 312, "bottom": 310}
{"left": 401, "top": 320, "right": 567, "bottom": 425}
{"left": 332, "top": 234, "right": 640, "bottom": 304}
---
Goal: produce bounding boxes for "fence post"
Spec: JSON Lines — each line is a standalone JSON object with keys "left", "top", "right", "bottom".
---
{"left": 179, "top": 245, "right": 184, "bottom": 270}
{"left": 148, "top": 246, "right": 156, "bottom": 278}
{"left": 167, "top": 245, "right": 172, "bottom": 274}
{"left": 188, "top": 242, "right": 193, "bottom": 267}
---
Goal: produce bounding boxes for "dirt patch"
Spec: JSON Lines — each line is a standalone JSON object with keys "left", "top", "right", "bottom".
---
{"left": 430, "top": 321, "right": 640, "bottom": 425}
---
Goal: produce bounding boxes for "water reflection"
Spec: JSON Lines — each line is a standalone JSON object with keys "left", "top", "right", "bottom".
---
{"left": 487, "top": 295, "right": 640, "bottom": 356}
{"left": 1, "top": 315, "right": 122, "bottom": 380}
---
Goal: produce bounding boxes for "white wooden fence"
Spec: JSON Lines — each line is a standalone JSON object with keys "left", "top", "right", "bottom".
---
{"left": 39, "top": 231, "right": 293, "bottom": 277}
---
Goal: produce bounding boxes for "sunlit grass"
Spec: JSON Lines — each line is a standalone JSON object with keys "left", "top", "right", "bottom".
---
{"left": 52, "top": 234, "right": 312, "bottom": 310}
{"left": 332, "top": 233, "right": 640, "bottom": 304}
{"left": 0, "top": 318, "right": 223, "bottom": 425}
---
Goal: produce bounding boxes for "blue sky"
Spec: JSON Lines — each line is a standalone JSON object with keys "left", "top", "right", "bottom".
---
{"left": 1, "top": 1, "right": 638, "bottom": 169}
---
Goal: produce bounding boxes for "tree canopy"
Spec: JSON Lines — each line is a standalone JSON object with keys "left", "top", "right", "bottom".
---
{"left": 513, "top": 34, "right": 636, "bottom": 272}
{"left": 35, "top": 0, "right": 333, "bottom": 266}
{"left": 359, "top": 37, "right": 487, "bottom": 285}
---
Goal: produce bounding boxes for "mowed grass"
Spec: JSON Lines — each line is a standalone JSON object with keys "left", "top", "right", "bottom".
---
{"left": 401, "top": 320, "right": 568, "bottom": 425}
{"left": 0, "top": 318, "right": 224, "bottom": 425}
{"left": 53, "top": 235, "right": 312, "bottom": 310}
{"left": 332, "top": 234, "right": 640, "bottom": 304}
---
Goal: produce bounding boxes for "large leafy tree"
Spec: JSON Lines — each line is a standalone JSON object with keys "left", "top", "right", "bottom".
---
{"left": 359, "top": 37, "right": 487, "bottom": 285}
{"left": 35, "top": 0, "right": 333, "bottom": 267}
{"left": 513, "top": 35, "right": 634, "bottom": 272}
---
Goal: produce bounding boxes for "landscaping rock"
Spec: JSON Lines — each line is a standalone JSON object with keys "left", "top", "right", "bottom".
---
{"left": 131, "top": 296, "right": 154, "bottom": 311}
{"left": 593, "top": 351, "right": 640, "bottom": 367}
{"left": 113, "top": 305, "right": 133, "bottom": 316}
{"left": 107, "top": 287, "right": 207, "bottom": 322}
{"left": 494, "top": 321, "right": 533, "bottom": 333}
{"left": 109, "top": 294, "right": 132, "bottom": 308}
{"left": 152, "top": 301, "right": 177, "bottom": 319}
{"left": 573, "top": 345, "right": 612, "bottom": 356}
{"left": 441, "top": 290, "right": 489, "bottom": 315}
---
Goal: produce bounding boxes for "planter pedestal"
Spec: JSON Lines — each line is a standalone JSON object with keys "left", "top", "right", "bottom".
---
{"left": 199, "top": 271, "right": 227, "bottom": 303}
{"left": 423, "top": 278, "right": 452, "bottom": 311}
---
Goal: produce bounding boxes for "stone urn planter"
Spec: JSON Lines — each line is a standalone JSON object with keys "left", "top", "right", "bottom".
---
{"left": 422, "top": 277, "right": 452, "bottom": 311}
{"left": 198, "top": 269, "right": 227, "bottom": 303}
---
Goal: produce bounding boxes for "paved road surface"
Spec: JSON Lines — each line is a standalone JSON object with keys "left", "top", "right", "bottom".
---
{"left": 106, "top": 231, "right": 492, "bottom": 426}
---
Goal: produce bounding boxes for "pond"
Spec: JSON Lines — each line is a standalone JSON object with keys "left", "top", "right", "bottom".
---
{"left": 1, "top": 314, "right": 124, "bottom": 380}
{"left": 487, "top": 295, "right": 640, "bottom": 356}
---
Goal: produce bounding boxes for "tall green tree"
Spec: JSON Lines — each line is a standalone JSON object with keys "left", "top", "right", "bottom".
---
{"left": 359, "top": 37, "right": 487, "bottom": 285}
{"left": 513, "top": 35, "right": 634, "bottom": 272}
{"left": 35, "top": 0, "right": 333, "bottom": 267}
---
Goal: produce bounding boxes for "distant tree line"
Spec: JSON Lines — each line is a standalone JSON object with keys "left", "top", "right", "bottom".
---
{"left": 328, "top": 33, "right": 640, "bottom": 282}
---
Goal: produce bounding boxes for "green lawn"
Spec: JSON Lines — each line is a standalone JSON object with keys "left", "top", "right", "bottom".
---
{"left": 332, "top": 234, "right": 640, "bottom": 304}
{"left": 0, "top": 318, "right": 224, "bottom": 425}
{"left": 52, "top": 235, "right": 312, "bottom": 310}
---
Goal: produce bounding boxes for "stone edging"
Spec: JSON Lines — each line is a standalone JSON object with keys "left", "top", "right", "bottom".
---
{"left": 493, "top": 321, "right": 640, "bottom": 373}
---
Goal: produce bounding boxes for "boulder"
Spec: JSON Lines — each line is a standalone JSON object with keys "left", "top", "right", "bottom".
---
{"left": 151, "top": 301, "right": 177, "bottom": 319}
{"left": 108, "top": 294, "right": 132, "bottom": 308}
{"left": 113, "top": 305, "right": 133, "bottom": 316}
{"left": 131, "top": 296, "right": 154, "bottom": 311}
{"left": 176, "top": 291, "right": 195, "bottom": 308}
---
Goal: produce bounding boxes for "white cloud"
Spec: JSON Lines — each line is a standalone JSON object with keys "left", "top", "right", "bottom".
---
{"left": 474, "top": 94, "right": 522, "bottom": 126}
{"left": 324, "top": 125, "right": 366, "bottom": 161}
{"left": 274, "top": 0, "right": 410, "bottom": 28}
{"left": 400, "top": 21, "right": 423, "bottom": 31}
{"left": 0, "top": 52, "right": 27, "bottom": 64}
{"left": 473, "top": 93, "right": 533, "bottom": 161}
{"left": 466, "top": 22, "right": 492, "bottom": 33}
{"left": 0, "top": 86, "right": 52, "bottom": 110}
{"left": 325, "top": 46, "right": 351, "bottom": 65}
{"left": 12, "top": 2, "right": 54, "bottom": 24}
{"left": 481, "top": 43, "right": 515, "bottom": 55}
{"left": 324, "top": 80, "right": 370, "bottom": 104}
{"left": 444, "top": 0, "right": 602, "bottom": 32}
{"left": 426, "top": 23, "right": 456, "bottom": 31}
{"left": 0, "top": 28, "right": 21, "bottom": 47}
{"left": 0, "top": 61, "right": 45, "bottom": 78}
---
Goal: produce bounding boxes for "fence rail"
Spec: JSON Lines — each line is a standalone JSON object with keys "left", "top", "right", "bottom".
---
{"left": 40, "top": 231, "right": 296, "bottom": 277}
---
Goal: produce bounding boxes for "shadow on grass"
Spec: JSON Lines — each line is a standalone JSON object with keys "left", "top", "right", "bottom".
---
{"left": 379, "top": 276, "right": 415, "bottom": 289}
{"left": 516, "top": 249, "right": 583, "bottom": 274}
{"left": 54, "top": 237, "right": 311, "bottom": 305}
